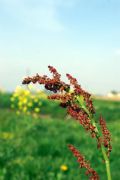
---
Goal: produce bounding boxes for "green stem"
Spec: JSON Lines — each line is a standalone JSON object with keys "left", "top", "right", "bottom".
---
{"left": 101, "top": 145, "right": 112, "bottom": 180}
{"left": 91, "top": 119, "right": 112, "bottom": 180}
{"left": 81, "top": 104, "right": 112, "bottom": 180}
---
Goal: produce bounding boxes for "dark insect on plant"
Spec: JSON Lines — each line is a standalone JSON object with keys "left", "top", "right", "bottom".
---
{"left": 22, "top": 66, "right": 112, "bottom": 180}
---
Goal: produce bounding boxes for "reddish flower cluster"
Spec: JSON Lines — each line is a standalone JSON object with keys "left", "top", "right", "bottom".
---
{"left": 48, "top": 92, "right": 96, "bottom": 137}
{"left": 48, "top": 65, "right": 61, "bottom": 80}
{"left": 66, "top": 73, "right": 95, "bottom": 114}
{"left": 97, "top": 137, "right": 102, "bottom": 149}
{"left": 22, "top": 66, "right": 70, "bottom": 93}
{"left": 99, "top": 116, "right": 112, "bottom": 156}
{"left": 22, "top": 65, "right": 112, "bottom": 178}
{"left": 67, "top": 106, "right": 96, "bottom": 137}
{"left": 68, "top": 144, "right": 99, "bottom": 180}
{"left": 22, "top": 66, "right": 96, "bottom": 137}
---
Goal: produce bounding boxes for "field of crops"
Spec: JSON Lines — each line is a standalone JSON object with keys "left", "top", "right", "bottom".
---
{"left": 0, "top": 92, "right": 120, "bottom": 180}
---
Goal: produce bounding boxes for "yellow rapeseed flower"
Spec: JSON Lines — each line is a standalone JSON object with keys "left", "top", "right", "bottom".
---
{"left": 23, "top": 106, "right": 27, "bottom": 112}
{"left": 15, "top": 86, "right": 21, "bottom": 92}
{"left": 34, "top": 107, "right": 40, "bottom": 113}
{"left": 28, "top": 84, "right": 34, "bottom": 90}
{"left": 11, "top": 86, "right": 45, "bottom": 116}
{"left": 18, "top": 102, "right": 22, "bottom": 107}
{"left": 28, "top": 102, "right": 33, "bottom": 107}
{"left": 60, "top": 165, "right": 68, "bottom": 171}
{"left": 24, "top": 90, "right": 30, "bottom": 96}
{"left": 31, "top": 95, "right": 35, "bottom": 99}
{"left": 22, "top": 98, "right": 27, "bottom": 104}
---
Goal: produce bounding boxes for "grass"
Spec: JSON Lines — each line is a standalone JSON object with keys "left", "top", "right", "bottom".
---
{"left": 94, "top": 99, "right": 120, "bottom": 122}
{"left": 0, "top": 98, "right": 120, "bottom": 180}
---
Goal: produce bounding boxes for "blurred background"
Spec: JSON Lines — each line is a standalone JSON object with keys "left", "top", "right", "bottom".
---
{"left": 0, "top": 0, "right": 120, "bottom": 179}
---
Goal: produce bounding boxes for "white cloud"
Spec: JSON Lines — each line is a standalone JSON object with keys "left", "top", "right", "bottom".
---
{"left": 0, "top": 0, "right": 78, "bottom": 32}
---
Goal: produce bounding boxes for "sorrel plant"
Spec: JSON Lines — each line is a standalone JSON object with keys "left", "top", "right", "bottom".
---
{"left": 22, "top": 66, "right": 112, "bottom": 180}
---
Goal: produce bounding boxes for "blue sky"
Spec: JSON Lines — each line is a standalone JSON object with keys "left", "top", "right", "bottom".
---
{"left": 0, "top": 0, "right": 120, "bottom": 94}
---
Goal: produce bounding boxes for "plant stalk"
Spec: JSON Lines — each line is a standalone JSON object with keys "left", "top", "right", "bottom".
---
{"left": 81, "top": 104, "right": 112, "bottom": 180}
{"left": 101, "top": 145, "right": 112, "bottom": 180}
{"left": 92, "top": 119, "right": 112, "bottom": 180}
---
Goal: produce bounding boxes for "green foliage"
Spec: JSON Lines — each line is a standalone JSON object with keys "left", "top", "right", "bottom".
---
{"left": 0, "top": 92, "right": 12, "bottom": 109}
{"left": 0, "top": 104, "right": 120, "bottom": 179}
{"left": 93, "top": 99, "right": 120, "bottom": 121}
{"left": 40, "top": 99, "right": 67, "bottom": 119}
{"left": 0, "top": 93, "right": 120, "bottom": 179}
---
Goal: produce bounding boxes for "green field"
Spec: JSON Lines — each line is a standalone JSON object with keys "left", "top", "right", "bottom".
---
{"left": 0, "top": 93, "right": 120, "bottom": 180}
